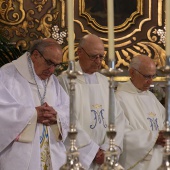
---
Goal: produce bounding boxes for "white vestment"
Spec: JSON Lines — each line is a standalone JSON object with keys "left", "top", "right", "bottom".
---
{"left": 58, "top": 61, "right": 125, "bottom": 169}
{"left": 0, "top": 52, "right": 69, "bottom": 170}
{"left": 115, "top": 80, "right": 165, "bottom": 170}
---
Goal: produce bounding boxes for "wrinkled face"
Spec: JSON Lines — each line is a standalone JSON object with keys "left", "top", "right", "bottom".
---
{"left": 130, "top": 63, "right": 156, "bottom": 91}
{"left": 78, "top": 42, "right": 105, "bottom": 74}
{"left": 31, "top": 46, "right": 62, "bottom": 80}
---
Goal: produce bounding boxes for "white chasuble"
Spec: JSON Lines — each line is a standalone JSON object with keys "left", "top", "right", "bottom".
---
{"left": 75, "top": 83, "right": 108, "bottom": 147}
{"left": 58, "top": 61, "right": 125, "bottom": 170}
{"left": 116, "top": 80, "right": 165, "bottom": 170}
{"left": 0, "top": 52, "right": 69, "bottom": 170}
{"left": 72, "top": 80, "right": 109, "bottom": 170}
{"left": 30, "top": 74, "right": 51, "bottom": 170}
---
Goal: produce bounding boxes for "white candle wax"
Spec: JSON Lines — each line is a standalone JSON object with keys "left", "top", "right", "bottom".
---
{"left": 67, "top": 0, "right": 74, "bottom": 61}
{"left": 166, "top": 0, "right": 170, "bottom": 56}
{"left": 107, "top": 0, "right": 115, "bottom": 61}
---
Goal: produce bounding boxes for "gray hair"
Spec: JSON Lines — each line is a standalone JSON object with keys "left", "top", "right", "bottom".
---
{"left": 129, "top": 57, "right": 141, "bottom": 70}
{"left": 78, "top": 36, "right": 86, "bottom": 48}
{"left": 78, "top": 34, "right": 103, "bottom": 48}
{"left": 129, "top": 55, "right": 148, "bottom": 70}
{"left": 29, "top": 38, "right": 61, "bottom": 55}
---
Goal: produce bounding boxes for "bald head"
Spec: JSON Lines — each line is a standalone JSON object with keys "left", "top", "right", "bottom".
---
{"left": 79, "top": 34, "right": 104, "bottom": 49}
{"left": 77, "top": 34, "right": 105, "bottom": 74}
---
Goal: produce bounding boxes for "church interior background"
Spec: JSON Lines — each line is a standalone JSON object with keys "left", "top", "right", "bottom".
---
{"left": 0, "top": 0, "right": 167, "bottom": 104}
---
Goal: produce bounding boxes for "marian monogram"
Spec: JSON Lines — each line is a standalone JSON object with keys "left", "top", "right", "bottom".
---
{"left": 90, "top": 104, "right": 107, "bottom": 129}
{"left": 147, "top": 112, "right": 159, "bottom": 131}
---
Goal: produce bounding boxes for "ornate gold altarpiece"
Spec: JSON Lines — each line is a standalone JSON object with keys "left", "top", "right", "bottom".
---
{"left": 0, "top": 0, "right": 166, "bottom": 81}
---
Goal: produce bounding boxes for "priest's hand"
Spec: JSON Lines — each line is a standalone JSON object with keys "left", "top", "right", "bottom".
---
{"left": 94, "top": 148, "right": 104, "bottom": 165}
{"left": 36, "top": 102, "right": 57, "bottom": 126}
{"left": 156, "top": 131, "right": 166, "bottom": 147}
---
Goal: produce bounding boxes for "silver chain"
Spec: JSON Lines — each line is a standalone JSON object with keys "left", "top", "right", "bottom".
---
{"left": 28, "top": 55, "right": 47, "bottom": 105}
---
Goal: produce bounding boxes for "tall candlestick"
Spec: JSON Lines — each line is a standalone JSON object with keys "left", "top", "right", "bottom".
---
{"left": 166, "top": 0, "right": 170, "bottom": 56}
{"left": 107, "top": 0, "right": 115, "bottom": 61}
{"left": 67, "top": 0, "right": 74, "bottom": 61}
{"left": 109, "top": 79, "right": 115, "bottom": 124}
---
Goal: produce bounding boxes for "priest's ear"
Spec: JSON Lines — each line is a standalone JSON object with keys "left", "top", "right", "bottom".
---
{"left": 129, "top": 68, "right": 135, "bottom": 78}
{"left": 32, "top": 50, "right": 41, "bottom": 59}
{"left": 76, "top": 47, "right": 83, "bottom": 58}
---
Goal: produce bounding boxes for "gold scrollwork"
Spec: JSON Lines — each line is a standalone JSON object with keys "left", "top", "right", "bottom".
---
{"left": 0, "top": 0, "right": 25, "bottom": 25}
{"left": 37, "top": 14, "right": 53, "bottom": 37}
{"left": 0, "top": 0, "right": 62, "bottom": 50}
{"left": 32, "top": 0, "right": 48, "bottom": 12}
{"left": 114, "top": 41, "right": 166, "bottom": 69}
{"left": 60, "top": 0, "right": 66, "bottom": 28}
{"left": 79, "top": 0, "right": 143, "bottom": 33}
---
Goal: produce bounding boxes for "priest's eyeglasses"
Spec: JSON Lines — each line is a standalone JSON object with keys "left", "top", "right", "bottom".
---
{"left": 81, "top": 48, "right": 105, "bottom": 61}
{"left": 37, "top": 50, "right": 63, "bottom": 69}
{"left": 133, "top": 68, "right": 157, "bottom": 80}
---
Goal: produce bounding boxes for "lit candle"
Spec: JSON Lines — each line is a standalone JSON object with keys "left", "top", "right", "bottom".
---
{"left": 166, "top": 0, "right": 170, "bottom": 56}
{"left": 67, "top": 0, "right": 74, "bottom": 61}
{"left": 107, "top": 0, "right": 115, "bottom": 61}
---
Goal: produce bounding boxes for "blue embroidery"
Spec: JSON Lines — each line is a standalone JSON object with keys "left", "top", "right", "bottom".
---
{"left": 100, "top": 109, "right": 107, "bottom": 128}
{"left": 90, "top": 109, "right": 107, "bottom": 129}
{"left": 90, "top": 110, "right": 97, "bottom": 129}
{"left": 147, "top": 118, "right": 159, "bottom": 131}
{"left": 40, "top": 125, "right": 49, "bottom": 144}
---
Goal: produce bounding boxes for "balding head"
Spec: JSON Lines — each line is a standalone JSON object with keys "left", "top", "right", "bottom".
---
{"left": 77, "top": 34, "right": 105, "bottom": 74}
{"left": 30, "top": 38, "right": 63, "bottom": 80}
{"left": 129, "top": 55, "right": 156, "bottom": 91}
{"left": 129, "top": 55, "right": 156, "bottom": 71}
{"left": 30, "top": 38, "right": 62, "bottom": 55}
{"left": 79, "top": 34, "right": 104, "bottom": 49}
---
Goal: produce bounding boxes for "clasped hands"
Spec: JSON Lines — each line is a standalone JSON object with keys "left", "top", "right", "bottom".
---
{"left": 94, "top": 148, "right": 105, "bottom": 165}
{"left": 156, "top": 130, "right": 166, "bottom": 147}
{"left": 36, "top": 102, "right": 57, "bottom": 126}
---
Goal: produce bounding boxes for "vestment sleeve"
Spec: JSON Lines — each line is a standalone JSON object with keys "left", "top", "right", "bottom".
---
{"left": 57, "top": 74, "right": 99, "bottom": 169}
{"left": 0, "top": 72, "right": 35, "bottom": 152}
{"left": 53, "top": 77, "right": 70, "bottom": 141}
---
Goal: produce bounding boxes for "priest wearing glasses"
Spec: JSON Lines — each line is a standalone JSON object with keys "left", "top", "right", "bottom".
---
{"left": 115, "top": 55, "right": 165, "bottom": 170}
{"left": 0, "top": 38, "right": 69, "bottom": 170}
{"left": 58, "top": 34, "right": 125, "bottom": 170}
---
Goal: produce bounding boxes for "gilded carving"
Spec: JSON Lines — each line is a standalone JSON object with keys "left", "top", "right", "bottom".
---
{"left": 0, "top": 0, "right": 166, "bottom": 81}
{"left": 0, "top": 0, "right": 25, "bottom": 25}
{"left": 32, "top": 0, "right": 48, "bottom": 12}
{"left": 37, "top": 14, "right": 53, "bottom": 37}
{"left": 79, "top": 0, "right": 143, "bottom": 33}
{"left": 158, "top": 0, "right": 163, "bottom": 26}
{"left": 0, "top": 0, "right": 62, "bottom": 49}
{"left": 115, "top": 41, "right": 166, "bottom": 69}
{"left": 60, "top": 0, "right": 66, "bottom": 28}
